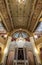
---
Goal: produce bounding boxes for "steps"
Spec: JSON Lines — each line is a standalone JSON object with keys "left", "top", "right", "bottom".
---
{"left": 17, "top": 62, "right": 24, "bottom": 65}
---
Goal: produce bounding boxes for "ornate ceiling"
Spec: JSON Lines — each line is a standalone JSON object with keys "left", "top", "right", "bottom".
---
{"left": 0, "top": 0, "right": 42, "bottom": 32}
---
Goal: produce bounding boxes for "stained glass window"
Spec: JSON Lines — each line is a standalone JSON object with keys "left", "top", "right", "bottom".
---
{"left": 36, "top": 22, "right": 42, "bottom": 32}
{"left": 12, "top": 31, "right": 28, "bottom": 38}
{"left": 0, "top": 23, "right": 6, "bottom": 33}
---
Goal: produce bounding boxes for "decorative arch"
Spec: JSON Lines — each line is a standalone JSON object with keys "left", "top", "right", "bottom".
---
{"left": 10, "top": 29, "right": 32, "bottom": 41}
{"left": 10, "top": 29, "right": 32, "bottom": 37}
{"left": 37, "top": 43, "right": 42, "bottom": 50}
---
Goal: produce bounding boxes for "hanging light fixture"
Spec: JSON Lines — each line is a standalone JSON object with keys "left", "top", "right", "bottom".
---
{"left": 17, "top": 0, "right": 26, "bottom": 4}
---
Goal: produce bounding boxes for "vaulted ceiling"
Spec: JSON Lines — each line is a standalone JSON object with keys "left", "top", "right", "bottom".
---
{"left": 0, "top": 0, "right": 42, "bottom": 32}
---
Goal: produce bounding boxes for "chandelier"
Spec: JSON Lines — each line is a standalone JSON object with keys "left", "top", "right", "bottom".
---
{"left": 17, "top": 0, "right": 26, "bottom": 4}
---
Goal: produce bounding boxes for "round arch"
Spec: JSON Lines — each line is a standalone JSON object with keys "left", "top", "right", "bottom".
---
{"left": 10, "top": 29, "right": 33, "bottom": 37}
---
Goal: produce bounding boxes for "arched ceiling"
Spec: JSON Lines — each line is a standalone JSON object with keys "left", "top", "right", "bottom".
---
{"left": 0, "top": 0, "right": 42, "bottom": 32}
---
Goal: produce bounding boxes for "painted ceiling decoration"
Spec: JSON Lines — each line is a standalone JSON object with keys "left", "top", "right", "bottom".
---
{"left": 0, "top": 0, "right": 42, "bottom": 32}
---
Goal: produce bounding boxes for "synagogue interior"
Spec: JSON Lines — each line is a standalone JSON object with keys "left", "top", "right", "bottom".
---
{"left": 0, "top": 0, "right": 42, "bottom": 65}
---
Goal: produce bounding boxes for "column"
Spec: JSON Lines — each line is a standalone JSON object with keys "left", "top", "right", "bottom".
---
{"left": 30, "top": 37, "right": 41, "bottom": 64}
{"left": 2, "top": 36, "right": 12, "bottom": 65}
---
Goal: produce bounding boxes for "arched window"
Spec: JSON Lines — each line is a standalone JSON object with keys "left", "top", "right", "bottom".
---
{"left": 12, "top": 31, "right": 29, "bottom": 38}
